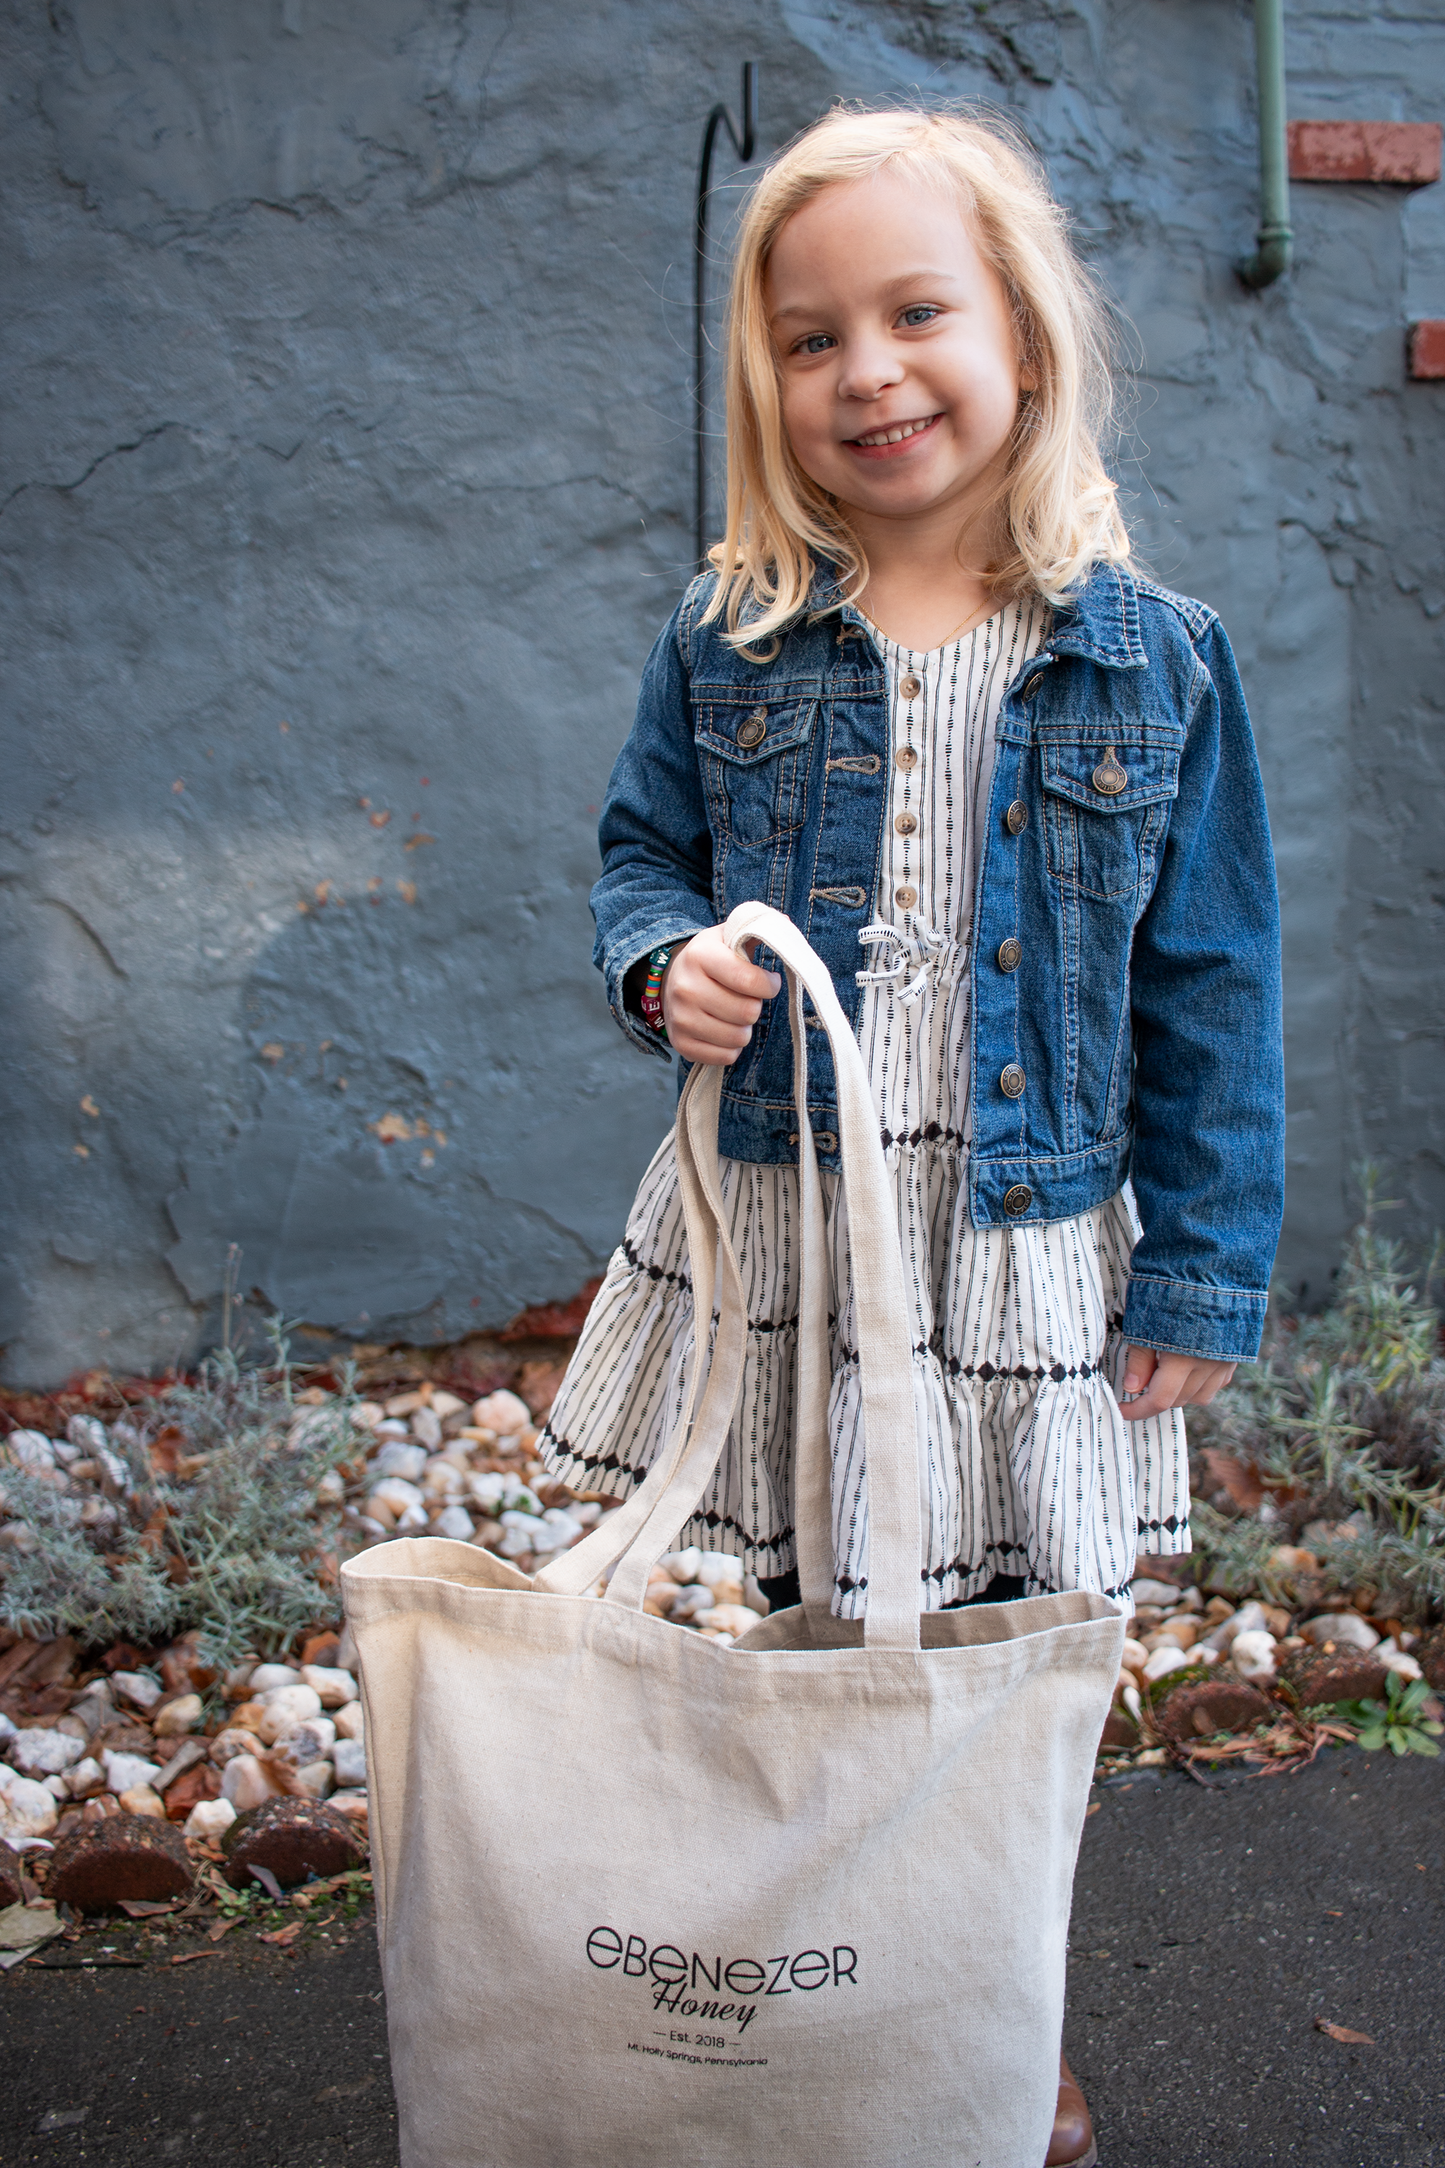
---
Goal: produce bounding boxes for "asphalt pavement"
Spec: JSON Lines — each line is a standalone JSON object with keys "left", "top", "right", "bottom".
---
{"left": 2, "top": 1744, "right": 1439, "bottom": 2167}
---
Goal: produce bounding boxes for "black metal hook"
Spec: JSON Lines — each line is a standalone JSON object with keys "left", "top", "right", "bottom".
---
{"left": 694, "top": 62, "right": 759, "bottom": 571}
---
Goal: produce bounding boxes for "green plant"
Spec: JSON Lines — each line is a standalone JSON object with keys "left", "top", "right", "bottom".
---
{"left": 1335, "top": 1671, "right": 1443, "bottom": 1758}
{"left": 0, "top": 1321, "right": 364, "bottom": 1666}
{"left": 1188, "top": 1173, "right": 1445, "bottom": 1623}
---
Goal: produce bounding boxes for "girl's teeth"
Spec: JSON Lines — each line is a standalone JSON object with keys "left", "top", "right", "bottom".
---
{"left": 855, "top": 416, "right": 934, "bottom": 447}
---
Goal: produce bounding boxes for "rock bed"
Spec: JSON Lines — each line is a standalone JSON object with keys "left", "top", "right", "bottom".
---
{"left": 1103, "top": 1559, "right": 1445, "bottom": 1773}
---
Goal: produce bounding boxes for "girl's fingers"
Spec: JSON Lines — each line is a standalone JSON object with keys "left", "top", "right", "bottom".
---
{"left": 1122, "top": 1345, "right": 1157, "bottom": 1398}
{"left": 1120, "top": 1350, "right": 1237, "bottom": 1422}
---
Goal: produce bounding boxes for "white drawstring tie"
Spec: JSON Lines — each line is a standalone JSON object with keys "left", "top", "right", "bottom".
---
{"left": 855, "top": 920, "right": 948, "bottom": 1006}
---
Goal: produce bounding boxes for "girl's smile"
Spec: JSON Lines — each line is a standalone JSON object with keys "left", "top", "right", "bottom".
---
{"left": 845, "top": 411, "right": 944, "bottom": 456}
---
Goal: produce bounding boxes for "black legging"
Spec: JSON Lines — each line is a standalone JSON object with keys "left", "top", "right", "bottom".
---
{"left": 756, "top": 1568, "right": 1046, "bottom": 1612}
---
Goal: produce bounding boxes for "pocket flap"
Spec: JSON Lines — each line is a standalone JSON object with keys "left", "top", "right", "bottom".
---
{"left": 1039, "top": 729, "right": 1181, "bottom": 812}
{"left": 694, "top": 677, "right": 822, "bottom": 765}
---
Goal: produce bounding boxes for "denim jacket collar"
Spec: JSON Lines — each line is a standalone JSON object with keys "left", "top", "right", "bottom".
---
{"left": 800, "top": 556, "right": 1149, "bottom": 671}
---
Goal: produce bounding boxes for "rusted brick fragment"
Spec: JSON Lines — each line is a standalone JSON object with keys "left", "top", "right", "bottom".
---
{"left": 1288, "top": 121, "right": 1442, "bottom": 186}
{"left": 1408, "top": 322, "right": 1445, "bottom": 380}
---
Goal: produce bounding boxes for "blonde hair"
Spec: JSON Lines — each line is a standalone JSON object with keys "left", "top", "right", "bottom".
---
{"left": 704, "top": 106, "right": 1131, "bottom": 645}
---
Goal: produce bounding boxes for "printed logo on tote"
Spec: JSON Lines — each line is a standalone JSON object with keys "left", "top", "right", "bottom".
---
{"left": 586, "top": 1927, "right": 857, "bottom": 2038}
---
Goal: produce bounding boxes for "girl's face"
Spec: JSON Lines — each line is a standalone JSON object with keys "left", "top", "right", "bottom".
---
{"left": 764, "top": 169, "right": 1031, "bottom": 543}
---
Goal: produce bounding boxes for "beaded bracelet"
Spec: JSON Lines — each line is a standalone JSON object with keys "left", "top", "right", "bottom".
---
{"left": 639, "top": 944, "right": 675, "bottom": 1041}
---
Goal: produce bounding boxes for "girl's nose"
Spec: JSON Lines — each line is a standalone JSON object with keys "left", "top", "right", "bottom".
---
{"left": 836, "top": 336, "right": 905, "bottom": 403}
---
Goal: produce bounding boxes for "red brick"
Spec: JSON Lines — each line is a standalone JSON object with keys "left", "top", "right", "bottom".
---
{"left": 1288, "top": 121, "right": 1442, "bottom": 186}
{"left": 1409, "top": 322, "right": 1445, "bottom": 380}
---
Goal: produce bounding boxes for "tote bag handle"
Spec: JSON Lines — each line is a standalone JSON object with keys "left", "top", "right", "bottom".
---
{"left": 539, "top": 906, "right": 923, "bottom": 1652}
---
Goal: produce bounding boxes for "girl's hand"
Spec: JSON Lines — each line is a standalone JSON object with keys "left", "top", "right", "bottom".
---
{"left": 662, "top": 928, "right": 782, "bottom": 1065}
{"left": 1120, "top": 1346, "right": 1236, "bottom": 1422}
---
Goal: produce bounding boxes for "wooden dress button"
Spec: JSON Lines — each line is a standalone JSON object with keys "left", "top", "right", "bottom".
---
{"left": 895, "top": 746, "right": 918, "bottom": 772}
{"left": 894, "top": 811, "right": 918, "bottom": 836}
{"left": 900, "top": 672, "right": 922, "bottom": 699}
{"left": 894, "top": 885, "right": 918, "bottom": 911}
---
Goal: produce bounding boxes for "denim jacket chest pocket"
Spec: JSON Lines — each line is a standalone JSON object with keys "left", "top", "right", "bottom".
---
{"left": 693, "top": 677, "right": 822, "bottom": 851}
{"left": 1038, "top": 723, "right": 1183, "bottom": 905}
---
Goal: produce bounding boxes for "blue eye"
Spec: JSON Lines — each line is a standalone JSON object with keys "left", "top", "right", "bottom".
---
{"left": 900, "top": 305, "right": 939, "bottom": 327}
{"left": 795, "top": 332, "right": 835, "bottom": 356}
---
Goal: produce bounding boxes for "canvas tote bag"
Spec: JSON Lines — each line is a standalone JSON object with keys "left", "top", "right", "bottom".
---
{"left": 343, "top": 901, "right": 1125, "bottom": 2168}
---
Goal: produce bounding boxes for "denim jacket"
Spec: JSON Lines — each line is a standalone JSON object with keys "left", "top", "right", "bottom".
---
{"left": 591, "top": 561, "right": 1284, "bottom": 1362}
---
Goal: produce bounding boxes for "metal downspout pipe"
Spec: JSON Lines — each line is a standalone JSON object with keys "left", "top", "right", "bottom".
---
{"left": 1239, "top": 0, "right": 1293, "bottom": 286}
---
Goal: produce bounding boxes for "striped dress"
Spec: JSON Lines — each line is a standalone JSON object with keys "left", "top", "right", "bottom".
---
{"left": 543, "top": 599, "right": 1191, "bottom": 1613}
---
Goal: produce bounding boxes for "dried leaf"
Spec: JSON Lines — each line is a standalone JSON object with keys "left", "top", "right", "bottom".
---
{"left": 370, "top": 1113, "right": 413, "bottom": 1144}
{"left": 207, "top": 1915, "right": 241, "bottom": 1942}
{"left": 1201, "top": 1448, "right": 1265, "bottom": 1513}
{"left": 404, "top": 832, "right": 436, "bottom": 851}
{"left": 170, "top": 1949, "right": 225, "bottom": 1965}
{"left": 1315, "top": 2018, "right": 1374, "bottom": 2045}
{"left": 258, "top": 1921, "right": 302, "bottom": 1947}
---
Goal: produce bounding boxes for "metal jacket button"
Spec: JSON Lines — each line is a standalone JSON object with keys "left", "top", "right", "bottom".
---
{"left": 899, "top": 672, "right": 922, "bottom": 699}
{"left": 997, "top": 937, "right": 1022, "bottom": 972}
{"left": 999, "top": 1064, "right": 1026, "bottom": 1099}
{"left": 1003, "top": 1183, "right": 1033, "bottom": 1216}
{"left": 737, "top": 708, "right": 768, "bottom": 748}
{"left": 1092, "top": 746, "right": 1128, "bottom": 794}
{"left": 894, "top": 884, "right": 918, "bottom": 910}
{"left": 895, "top": 746, "right": 918, "bottom": 772}
{"left": 1005, "top": 799, "right": 1029, "bottom": 835}
{"left": 894, "top": 811, "right": 918, "bottom": 836}
{"left": 1022, "top": 673, "right": 1045, "bottom": 700}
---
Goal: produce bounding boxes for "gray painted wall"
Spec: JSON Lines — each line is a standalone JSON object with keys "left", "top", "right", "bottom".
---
{"left": 2, "top": 0, "right": 1441, "bottom": 1386}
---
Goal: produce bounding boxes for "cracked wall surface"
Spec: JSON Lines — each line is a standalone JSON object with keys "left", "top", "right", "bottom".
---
{"left": 2, "top": 0, "right": 1442, "bottom": 1384}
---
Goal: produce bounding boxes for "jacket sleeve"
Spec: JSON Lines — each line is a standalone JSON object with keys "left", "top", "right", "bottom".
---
{"left": 1120, "top": 616, "right": 1285, "bottom": 1362}
{"left": 589, "top": 590, "right": 719, "bottom": 1059}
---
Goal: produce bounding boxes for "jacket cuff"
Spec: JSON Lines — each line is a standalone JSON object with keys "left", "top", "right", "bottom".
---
{"left": 1120, "top": 1274, "right": 1268, "bottom": 1362}
{"left": 603, "top": 916, "right": 714, "bottom": 1061}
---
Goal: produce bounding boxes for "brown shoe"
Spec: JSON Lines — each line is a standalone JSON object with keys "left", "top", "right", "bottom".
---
{"left": 1044, "top": 2053, "right": 1097, "bottom": 2167}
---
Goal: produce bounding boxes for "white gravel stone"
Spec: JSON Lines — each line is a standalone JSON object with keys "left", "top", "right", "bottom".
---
{"left": 697, "top": 1603, "right": 757, "bottom": 1638}
{"left": 208, "top": 1727, "right": 263, "bottom": 1767}
{"left": 103, "top": 1750, "right": 162, "bottom": 1793}
{"left": 293, "top": 1759, "right": 334, "bottom": 1801}
{"left": 314, "top": 1468, "right": 345, "bottom": 1504}
{"left": 1130, "top": 1576, "right": 1185, "bottom": 1607}
{"left": 471, "top": 1390, "right": 532, "bottom": 1437}
{"left": 299, "top": 1665, "right": 357, "bottom": 1708}
{"left": 1201, "top": 1599, "right": 1270, "bottom": 1652}
{"left": 498, "top": 1511, "right": 546, "bottom": 1557}
{"left": 1231, "top": 1629, "right": 1279, "bottom": 1682}
{"left": 328, "top": 1788, "right": 369, "bottom": 1824}
{"left": 271, "top": 1717, "right": 336, "bottom": 1767}
{"left": 8, "top": 1728, "right": 86, "bottom": 1777}
{"left": 184, "top": 1797, "right": 237, "bottom": 1841}
{"left": 395, "top": 1503, "right": 429, "bottom": 1534}
{"left": 467, "top": 1471, "right": 506, "bottom": 1511}
{"left": 5, "top": 1429, "right": 56, "bottom": 1471}
{"left": 334, "top": 1702, "right": 364, "bottom": 1742}
{"left": 0, "top": 1764, "right": 59, "bottom": 1838}
{"left": 221, "top": 1754, "right": 284, "bottom": 1811}
{"left": 1381, "top": 1650, "right": 1423, "bottom": 1680}
{"left": 0, "top": 1712, "right": 16, "bottom": 1749}
{"left": 370, "top": 1477, "right": 425, "bottom": 1519}
{"left": 65, "top": 1758, "right": 106, "bottom": 1799}
{"left": 110, "top": 1670, "right": 163, "bottom": 1714}
{"left": 1142, "top": 1643, "right": 1189, "bottom": 1682}
{"left": 117, "top": 1784, "right": 166, "bottom": 1819}
{"left": 372, "top": 1443, "right": 428, "bottom": 1483}
{"left": 1300, "top": 1611, "right": 1379, "bottom": 1651}
{"left": 333, "top": 1737, "right": 367, "bottom": 1787}
{"left": 432, "top": 1504, "right": 476, "bottom": 1542}
{"left": 411, "top": 1406, "right": 443, "bottom": 1451}
{"left": 248, "top": 1664, "right": 302, "bottom": 1695}
{"left": 43, "top": 1774, "right": 69, "bottom": 1799}
{"left": 422, "top": 1458, "right": 464, "bottom": 1497}
{"left": 66, "top": 1415, "right": 110, "bottom": 1454}
{"left": 661, "top": 1547, "right": 703, "bottom": 1584}
{"left": 154, "top": 1693, "right": 204, "bottom": 1736}
{"left": 256, "top": 1686, "right": 323, "bottom": 1744}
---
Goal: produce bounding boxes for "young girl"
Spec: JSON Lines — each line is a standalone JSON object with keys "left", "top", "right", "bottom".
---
{"left": 542, "top": 108, "right": 1283, "bottom": 2167}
